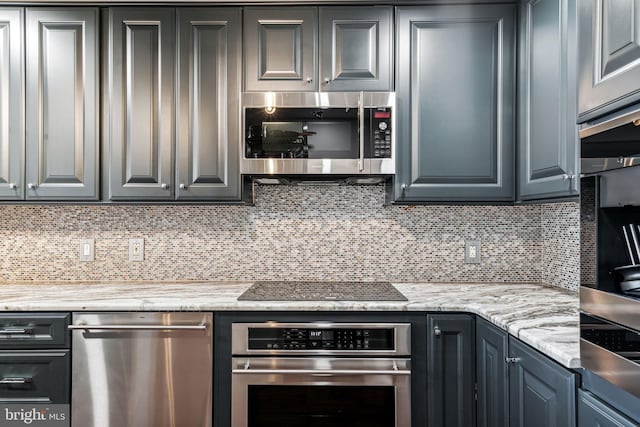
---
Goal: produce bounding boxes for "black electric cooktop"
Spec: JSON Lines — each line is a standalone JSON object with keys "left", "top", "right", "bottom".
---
{"left": 237, "top": 281, "right": 408, "bottom": 302}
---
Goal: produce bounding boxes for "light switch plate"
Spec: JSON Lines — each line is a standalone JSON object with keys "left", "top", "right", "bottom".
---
{"left": 79, "top": 239, "right": 94, "bottom": 262}
{"left": 129, "top": 238, "right": 144, "bottom": 262}
{"left": 465, "top": 240, "right": 481, "bottom": 264}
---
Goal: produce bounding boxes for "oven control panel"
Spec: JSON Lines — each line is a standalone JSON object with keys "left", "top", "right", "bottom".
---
{"left": 247, "top": 327, "right": 394, "bottom": 351}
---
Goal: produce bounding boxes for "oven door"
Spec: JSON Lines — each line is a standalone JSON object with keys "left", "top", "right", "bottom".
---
{"left": 231, "top": 357, "right": 410, "bottom": 427}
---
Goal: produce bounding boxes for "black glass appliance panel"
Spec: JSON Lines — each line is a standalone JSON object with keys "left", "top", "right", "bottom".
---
{"left": 248, "top": 328, "right": 394, "bottom": 351}
{"left": 247, "top": 385, "right": 395, "bottom": 427}
{"left": 244, "top": 107, "right": 391, "bottom": 159}
{"left": 581, "top": 313, "right": 640, "bottom": 363}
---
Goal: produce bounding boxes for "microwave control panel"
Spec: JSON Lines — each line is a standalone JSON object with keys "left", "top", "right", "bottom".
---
{"left": 371, "top": 108, "right": 392, "bottom": 158}
{"left": 247, "top": 327, "right": 394, "bottom": 351}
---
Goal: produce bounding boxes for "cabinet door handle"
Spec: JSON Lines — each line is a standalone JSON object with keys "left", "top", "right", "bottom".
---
{"left": 161, "top": 183, "right": 169, "bottom": 190}
{"left": 505, "top": 357, "right": 521, "bottom": 364}
{"left": 27, "top": 183, "right": 37, "bottom": 190}
{"left": 434, "top": 326, "right": 442, "bottom": 337}
{"left": 306, "top": 77, "right": 313, "bottom": 84}
{"left": 7, "top": 183, "right": 16, "bottom": 190}
{"left": 0, "top": 377, "right": 32, "bottom": 385}
{"left": 179, "top": 183, "right": 187, "bottom": 190}
{"left": 0, "top": 327, "right": 34, "bottom": 335}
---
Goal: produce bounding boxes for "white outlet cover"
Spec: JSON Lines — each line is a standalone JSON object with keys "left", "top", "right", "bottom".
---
{"left": 465, "top": 240, "right": 481, "bottom": 264}
{"left": 79, "top": 239, "right": 94, "bottom": 262}
{"left": 129, "top": 239, "right": 144, "bottom": 262}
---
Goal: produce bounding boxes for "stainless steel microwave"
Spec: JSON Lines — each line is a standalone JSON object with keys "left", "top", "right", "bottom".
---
{"left": 241, "top": 92, "right": 395, "bottom": 176}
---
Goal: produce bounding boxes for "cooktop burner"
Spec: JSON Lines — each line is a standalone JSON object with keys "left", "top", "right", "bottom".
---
{"left": 237, "top": 281, "right": 408, "bottom": 302}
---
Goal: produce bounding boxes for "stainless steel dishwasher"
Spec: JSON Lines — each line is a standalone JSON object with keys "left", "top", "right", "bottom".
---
{"left": 69, "top": 312, "right": 212, "bottom": 427}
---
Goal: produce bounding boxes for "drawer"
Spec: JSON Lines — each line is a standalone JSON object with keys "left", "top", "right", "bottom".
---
{"left": 0, "top": 313, "right": 69, "bottom": 349}
{"left": 0, "top": 350, "right": 69, "bottom": 403}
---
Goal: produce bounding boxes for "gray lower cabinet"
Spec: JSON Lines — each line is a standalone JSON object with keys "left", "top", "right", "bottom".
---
{"left": 476, "top": 317, "right": 509, "bottom": 427}
{"left": 0, "top": 9, "right": 23, "bottom": 201}
{"left": 105, "top": 8, "right": 176, "bottom": 200}
{"left": 509, "top": 336, "right": 576, "bottom": 427}
{"left": 319, "top": 6, "right": 393, "bottom": 92}
{"left": 244, "top": 7, "right": 317, "bottom": 92}
{"left": 518, "top": 0, "right": 578, "bottom": 200}
{"left": 426, "top": 314, "right": 475, "bottom": 427}
{"left": 395, "top": 5, "right": 516, "bottom": 202}
{"left": 579, "top": 390, "right": 638, "bottom": 427}
{"left": 578, "top": 0, "right": 640, "bottom": 122}
{"left": 106, "top": 7, "right": 241, "bottom": 201}
{"left": 176, "top": 8, "right": 241, "bottom": 200}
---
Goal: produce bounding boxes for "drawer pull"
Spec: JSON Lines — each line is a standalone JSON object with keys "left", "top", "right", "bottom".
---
{"left": 0, "top": 377, "right": 32, "bottom": 385}
{"left": 0, "top": 328, "right": 34, "bottom": 335}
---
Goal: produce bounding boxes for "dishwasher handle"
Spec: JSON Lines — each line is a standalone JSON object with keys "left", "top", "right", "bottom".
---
{"left": 232, "top": 369, "right": 410, "bottom": 376}
{"left": 69, "top": 324, "right": 208, "bottom": 331}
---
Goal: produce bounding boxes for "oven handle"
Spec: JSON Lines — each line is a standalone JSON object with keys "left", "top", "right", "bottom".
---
{"left": 232, "top": 369, "right": 410, "bottom": 376}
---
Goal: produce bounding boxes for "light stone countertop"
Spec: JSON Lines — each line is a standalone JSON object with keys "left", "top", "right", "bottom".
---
{"left": 0, "top": 281, "right": 580, "bottom": 368}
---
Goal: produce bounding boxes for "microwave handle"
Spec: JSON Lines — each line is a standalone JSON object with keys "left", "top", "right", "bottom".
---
{"left": 358, "top": 91, "right": 365, "bottom": 172}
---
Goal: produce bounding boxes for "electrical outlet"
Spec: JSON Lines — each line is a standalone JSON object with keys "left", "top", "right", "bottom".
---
{"left": 79, "top": 239, "right": 94, "bottom": 262}
{"left": 129, "top": 238, "right": 144, "bottom": 262}
{"left": 465, "top": 240, "right": 481, "bottom": 264}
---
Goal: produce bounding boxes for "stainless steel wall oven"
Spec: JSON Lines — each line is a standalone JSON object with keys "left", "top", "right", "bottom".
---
{"left": 230, "top": 322, "right": 411, "bottom": 427}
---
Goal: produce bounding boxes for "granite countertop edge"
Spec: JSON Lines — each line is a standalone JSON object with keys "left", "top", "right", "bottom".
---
{"left": 0, "top": 281, "right": 580, "bottom": 369}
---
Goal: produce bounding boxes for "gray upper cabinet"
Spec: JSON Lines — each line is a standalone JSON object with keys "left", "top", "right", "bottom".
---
{"left": 105, "top": 8, "right": 175, "bottom": 200}
{"left": 518, "top": 0, "right": 578, "bottom": 200}
{"left": 319, "top": 7, "right": 393, "bottom": 91}
{"left": 26, "top": 8, "right": 98, "bottom": 201}
{"left": 395, "top": 5, "right": 515, "bottom": 202}
{"left": 509, "top": 337, "right": 576, "bottom": 427}
{"left": 176, "top": 8, "right": 241, "bottom": 200}
{"left": 578, "top": 0, "right": 640, "bottom": 122}
{"left": 244, "top": 7, "right": 317, "bottom": 92}
{"left": 0, "top": 9, "right": 23, "bottom": 201}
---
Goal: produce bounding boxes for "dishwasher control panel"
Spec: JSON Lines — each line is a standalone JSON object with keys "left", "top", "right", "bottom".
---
{"left": 232, "top": 322, "right": 411, "bottom": 355}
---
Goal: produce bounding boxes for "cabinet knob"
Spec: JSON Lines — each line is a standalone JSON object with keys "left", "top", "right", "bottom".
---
{"left": 161, "top": 183, "right": 169, "bottom": 190}
{"left": 179, "top": 183, "right": 187, "bottom": 190}
{"left": 27, "top": 183, "right": 37, "bottom": 190}
{"left": 306, "top": 77, "right": 313, "bottom": 84}
{"left": 7, "top": 183, "right": 16, "bottom": 190}
{"left": 434, "top": 326, "right": 442, "bottom": 337}
{"left": 561, "top": 174, "right": 575, "bottom": 181}
{"left": 505, "top": 357, "right": 521, "bottom": 364}
{"left": 324, "top": 77, "right": 332, "bottom": 85}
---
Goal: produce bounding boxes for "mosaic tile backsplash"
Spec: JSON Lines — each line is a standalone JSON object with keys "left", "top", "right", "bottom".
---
{"left": 0, "top": 185, "right": 579, "bottom": 291}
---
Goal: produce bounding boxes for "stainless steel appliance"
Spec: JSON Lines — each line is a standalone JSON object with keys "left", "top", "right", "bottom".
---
{"left": 70, "top": 312, "right": 213, "bottom": 427}
{"left": 580, "top": 107, "right": 640, "bottom": 400}
{"left": 241, "top": 92, "right": 395, "bottom": 176}
{"left": 231, "top": 322, "right": 411, "bottom": 427}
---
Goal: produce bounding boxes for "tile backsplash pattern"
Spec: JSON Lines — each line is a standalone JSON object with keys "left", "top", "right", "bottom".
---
{"left": 542, "top": 202, "right": 581, "bottom": 292}
{"left": 0, "top": 185, "right": 579, "bottom": 290}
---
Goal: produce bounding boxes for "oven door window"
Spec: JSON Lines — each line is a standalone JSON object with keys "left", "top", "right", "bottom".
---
{"left": 245, "top": 108, "right": 359, "bottom": 159}
{"left": 248, "top": 385, "right": 395, "bottom": 427}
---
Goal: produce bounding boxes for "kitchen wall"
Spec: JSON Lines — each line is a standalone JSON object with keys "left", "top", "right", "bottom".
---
{"left": 0, "top": 185, "right": 579, "bottom": 291}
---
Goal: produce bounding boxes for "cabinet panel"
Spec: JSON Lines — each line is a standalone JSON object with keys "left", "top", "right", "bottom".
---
{"left": 426, "top": 314, "right": 475, "bottom": 427}
{"left": 476, "top": 317, "right": 509, "bottom": 427}
{"left": 0, "top": 9, "right": 23, "bottom": 200}
{"left": 25, "top": 8, "right": 98, "bottom": 200}
{"left": 319, "top": 7, "right": 392, "bottom": 91}
{"left": 579, "top": 390, "right": 637, "bottom": 427}
{"left": 395, "top": 5, "right": 515, "bottom": 201}
{"left": 509, "top": 337, "right": 576, "bottom": 427}
{"left": 0, "top": 351, "right": 69, "bottom": 403}
{"left": 106, "top": 8, "right": 174, "bottom": 200}
{"left": 578, "top": 0, "right": 640, "bottom": 121}
{"left": 518, "top": 0, "right": 578, "bottom": 200}
{"left": 244, "top": 7, "right": 317, "bottom": 92}
{"left": 176, "top": 8, "right": 241, "bottom": 200}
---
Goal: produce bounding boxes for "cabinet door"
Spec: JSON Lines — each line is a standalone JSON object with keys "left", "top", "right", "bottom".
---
{"left": 176, "top": 8, "right": 241, "bottom": 200}
{"left": 319, "top": 6, "right": 392, "bottom": 92}
{"left": 395, "top": 5, "right": 515, "bottom": 202}
{"left": 25, "top": 8, "right": 98, "bottom": 200}
{"left": 0, "top": 351, "right": 69, "bottom": 404}
{"left": 105, "top": 8, "right": 175, "bottom": 200}
{"left": 476, "top": 317, "right": 509, "bottom": 427}
{"left": 509, "top": 337, "right": 576, "bottom": 427}
{"left": 427, "top": 314, "right": 475, "bottom": 427}
{"left": 578, "top": 0, "right": 640, "bottom": 122}
{"left": 518, "top": 0, "right": 578, "bottom": 200}
{"left": 244, "top": 7, "right": 317, "bottom": 92}
{"left": 0, "top": 9, "right": 23, "bottom": 200}
{"left": 579, "top": 390, "right": 638, "bottom": 427}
